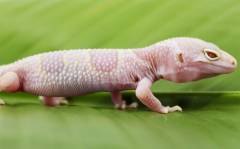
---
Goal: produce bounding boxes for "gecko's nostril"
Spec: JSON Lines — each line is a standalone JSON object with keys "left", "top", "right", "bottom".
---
{"left": 231, "top": 59, "right": 237, "bottom": 67}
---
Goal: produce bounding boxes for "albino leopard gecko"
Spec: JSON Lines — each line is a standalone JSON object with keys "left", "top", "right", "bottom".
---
{"left": 0, "top": 37, "right": 237, "bottom": 113}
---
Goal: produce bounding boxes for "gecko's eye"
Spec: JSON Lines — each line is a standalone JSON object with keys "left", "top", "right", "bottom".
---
{"left": 203, "top": 48, "right": 220, "bottom": 61}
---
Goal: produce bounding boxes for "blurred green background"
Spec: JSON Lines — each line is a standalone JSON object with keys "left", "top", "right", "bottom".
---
{"left": 0, "top": 0, "right": 240, "bottom": 149}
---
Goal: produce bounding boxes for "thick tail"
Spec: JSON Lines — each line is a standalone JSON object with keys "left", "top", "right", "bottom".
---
{"left": 0, "top": 63, "right": 21, "bottom": 92}
{"left": 0, "top": 63, "right": 19, "bottom": 76}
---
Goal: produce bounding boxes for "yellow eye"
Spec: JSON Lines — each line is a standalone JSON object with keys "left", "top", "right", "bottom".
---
{"left": 203, "top": 48, "right": 220, "bottom": 61}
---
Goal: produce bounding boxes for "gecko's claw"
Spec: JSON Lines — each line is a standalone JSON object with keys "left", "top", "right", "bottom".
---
{"left": 39, "top": 96, "right": 69, "bottom": 106}
{"left": 114, "top": 100, "right": 126, "bottom": 110}
{"left": 127, "top": 102, "right": 138, "bottom": 108}
{"left": 167, "top": 105, "right": 183, "bottom": 113}
{"left": 39, "top": 96, "right": 44, "bottom": 101}
{"left": 158, "top": 105, "right": 183, "bottom": 114}
{"left": 114, "top": 101, "right": 138, "bottom": 110}
{"left": 0, "top": 98, "right": 5, "bottom": 106}
{"left": 111, "top": 91, "right": 138, "bottom": 110}
{"left": 121, "top": 101, "right": 126, "bottom": 109}
{"left": 59, "top": 98, "right": 69, "bottom": 105}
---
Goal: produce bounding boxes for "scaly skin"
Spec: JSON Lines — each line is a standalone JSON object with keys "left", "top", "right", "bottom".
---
{"left": 0, "top": 37, "right": 237, "bottom": 113}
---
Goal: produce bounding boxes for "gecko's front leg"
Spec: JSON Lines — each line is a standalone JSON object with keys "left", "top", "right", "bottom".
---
{"left": 136, "top": 78, "right": 182, "bottom": 113}
{"left": 111, "top": 91, "right": 138, "bottom": 110}
{"left": 39, "top": 96, "right": 69, "bottom": 107}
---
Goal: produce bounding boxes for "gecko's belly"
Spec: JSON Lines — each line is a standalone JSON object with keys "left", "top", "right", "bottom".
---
{"left": 22, "top": 70, "right": 137, "bottom": 96}
{"left": 23, "top": 81, "right": 136, "bottom": 97}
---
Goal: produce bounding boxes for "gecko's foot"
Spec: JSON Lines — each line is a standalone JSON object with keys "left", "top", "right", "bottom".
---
{"left": 39, "top": 96, "right": 69, "bottom": 107}
{"left": 111, "top": 91, "right": 138, "bottom": 110}
{"left": 128, "top": 102, "right": 138, "bottom": 108}
{"left": 161, "top": 105, "right": 182, "bottom": 113}
{"left": 114, "top": 100, "right": 138, "bottom": 110}
{"left": 58, "top": 98, "right": 69, "bottom": 105}
{"left": 0, "top": 98, "right": 5, "bottom": 106}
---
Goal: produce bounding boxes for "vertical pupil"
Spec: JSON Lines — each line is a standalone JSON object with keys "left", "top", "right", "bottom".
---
{"left": 207, "top": 51, "right": 217, "bottom": 58}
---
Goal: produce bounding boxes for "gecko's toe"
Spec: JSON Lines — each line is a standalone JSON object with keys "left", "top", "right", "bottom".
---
{"left": 114, "top": 101, "right": 138, "bottom": 110}
{"left": 120, "top": 100, "right": 126, "bottom": 110}
{"left": 58, "top": 97, "right": 69, "bottom": 105}
{"left": 0, "top": 98, "right": 5, "bottom": 106}
{"left": 114, "top": 100, "right": 127, "bottom": 110}
{"left": 114, "top": 103, "right": 126, "bottom": 110}
{"left": 168, "top": 105, "right": 183, "bottom": 113}
{"left": 39, "top": 96, "right": 44, "bottom": 101}
{"left": 127, "top": 102, "right": 138, "bottom": 109}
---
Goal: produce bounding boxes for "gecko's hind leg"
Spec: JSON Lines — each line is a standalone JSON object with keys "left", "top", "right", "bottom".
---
{"left": 39, "top": 96, "right": 69, "bottom": 107}
{"left": 111, "top": 91, "right": 138, "bottom": 110}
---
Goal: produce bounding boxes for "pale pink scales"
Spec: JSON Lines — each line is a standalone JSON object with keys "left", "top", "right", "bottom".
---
{"left": 0, "top": 37, "right": 237, "bottom": 113}
{"left": 40, "top": 53, "right": 65, "bottom": 74}
{"left": 10, "top": 49, "right": 150, "bottom": 97}
{"left": 90, "top": 50, "right": 118, "bottom": 72}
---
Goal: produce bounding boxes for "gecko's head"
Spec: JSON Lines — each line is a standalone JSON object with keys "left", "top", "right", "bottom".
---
{"left": 162, "top": 37, "right": 237, "bottom": 82}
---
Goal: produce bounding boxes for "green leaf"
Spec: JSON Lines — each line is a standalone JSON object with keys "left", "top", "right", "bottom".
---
{"left": 0, "top": 0, "right": 239, "bottom": 149}
{"left": 1, "top": 92, "right": 240, "bottom": 149}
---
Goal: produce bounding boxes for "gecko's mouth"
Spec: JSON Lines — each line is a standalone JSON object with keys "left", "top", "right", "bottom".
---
{"left": 189, "top": 61, "right": 236, "bottom": 75}
{"left": 202, "top": 63, "right": 236, "bottom": 74}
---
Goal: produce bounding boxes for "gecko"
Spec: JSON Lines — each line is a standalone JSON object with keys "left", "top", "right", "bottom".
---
{"left": 0, "top": 37, "right": 237, "bottom": 113}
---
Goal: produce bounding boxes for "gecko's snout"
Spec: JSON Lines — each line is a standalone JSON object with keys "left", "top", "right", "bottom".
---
{"left": 231, "top": 58, "right": 237, "bottom": 67}
{"left": 222, "top": 53, "right": 238, "bottom": 73}
{"left": 228, "top": 53, "right": 237, "bottom": 68}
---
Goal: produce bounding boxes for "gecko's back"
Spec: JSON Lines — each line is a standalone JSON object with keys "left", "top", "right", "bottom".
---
{"left": 15, "top": 49, "right": 148, "bottom": 96}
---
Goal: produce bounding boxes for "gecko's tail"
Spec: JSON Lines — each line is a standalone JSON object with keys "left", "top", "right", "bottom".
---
{"left": 0, "top": 63, "right": 19, "bottom": 77}
{"left": 0, "top": 63, "right": 21, "bottom": 92}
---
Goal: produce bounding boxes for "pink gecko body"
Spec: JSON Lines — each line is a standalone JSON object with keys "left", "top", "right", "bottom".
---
{"left": 0, "top": 37, "right": 237, "bottom": 113}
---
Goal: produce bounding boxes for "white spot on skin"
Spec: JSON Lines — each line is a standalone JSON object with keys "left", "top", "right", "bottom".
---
{"left": 19, "top": 49, "right": 146, "bottom": 96}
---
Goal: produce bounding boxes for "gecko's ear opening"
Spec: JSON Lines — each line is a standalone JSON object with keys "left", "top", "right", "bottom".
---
{"left": 177, "top": 53, "right": 184, "bottom": 63}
